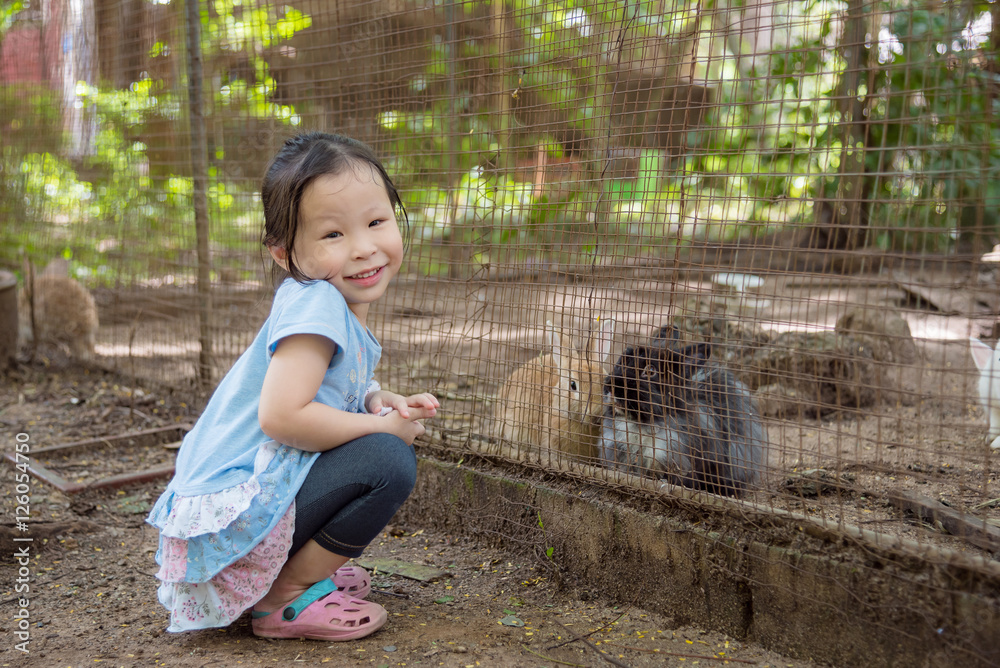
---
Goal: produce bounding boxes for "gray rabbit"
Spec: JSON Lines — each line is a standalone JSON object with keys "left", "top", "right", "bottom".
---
{"left": 599, "top": 325, "right": 768, "bottom": 496}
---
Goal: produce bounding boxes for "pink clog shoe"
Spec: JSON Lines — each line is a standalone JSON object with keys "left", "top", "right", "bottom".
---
{"left": 251, "top": 579, "right": 387, "bottom": 641}
{"left": 332, "top": 565, "right": 371, "bottom": 599}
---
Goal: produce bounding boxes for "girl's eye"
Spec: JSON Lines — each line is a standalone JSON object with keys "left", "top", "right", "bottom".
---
{"left": 325, "top": 231, "right": 342, "bottom": 239}
{"left": 369, "top": 219, "right": 382, "bottom": 227}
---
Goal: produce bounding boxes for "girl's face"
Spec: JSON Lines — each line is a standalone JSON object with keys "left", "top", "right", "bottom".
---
{"left": 269, "top": 167, "right": 403, "bottom": 324}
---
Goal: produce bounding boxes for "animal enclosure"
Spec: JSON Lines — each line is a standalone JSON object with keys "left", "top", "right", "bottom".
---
{"left": 2, "top": 0, "right": 1000, "bottom": 664}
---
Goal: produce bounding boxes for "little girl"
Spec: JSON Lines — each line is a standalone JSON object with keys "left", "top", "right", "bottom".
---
{"left": 146, "top": 132, "right": 439, "bottom": 641}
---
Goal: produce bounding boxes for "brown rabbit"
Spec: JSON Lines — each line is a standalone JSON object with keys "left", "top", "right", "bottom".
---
{"left": 18, "top": 263, "right": 99, "bottom": 359}
{"left": 493, "top": 318, "right": 615, "bottom": 459}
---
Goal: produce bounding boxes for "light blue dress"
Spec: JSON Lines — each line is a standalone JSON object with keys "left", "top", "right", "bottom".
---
{"left": 146, "top": 278, "right": 381, "bottom": 631}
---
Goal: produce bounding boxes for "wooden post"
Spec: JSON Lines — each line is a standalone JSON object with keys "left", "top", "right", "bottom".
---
{"left": 184, "top": 0, "right": 213, "bottom": 388}
{"left": 0, "top": 271, "right": 17, "bottom": 369}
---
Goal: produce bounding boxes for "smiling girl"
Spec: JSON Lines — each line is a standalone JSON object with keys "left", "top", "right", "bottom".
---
{"left": 147, "top": 132, "right": 439, "bottom": 641}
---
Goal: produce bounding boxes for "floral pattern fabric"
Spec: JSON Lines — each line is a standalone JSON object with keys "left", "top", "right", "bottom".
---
{"left": 156, "top": 506, "right": 294, "bottom": 632}
{"left": 147, "top": 440, "right": 315, "bottom": 632}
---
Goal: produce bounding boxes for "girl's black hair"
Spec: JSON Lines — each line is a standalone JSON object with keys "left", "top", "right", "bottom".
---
{"left": 261, "top": 131, "right": 407, "bottom": 284}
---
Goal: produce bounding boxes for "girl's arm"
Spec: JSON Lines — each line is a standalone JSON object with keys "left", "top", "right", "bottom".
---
{"left": 258, "top": 334, "right": 434, "bottom": 451}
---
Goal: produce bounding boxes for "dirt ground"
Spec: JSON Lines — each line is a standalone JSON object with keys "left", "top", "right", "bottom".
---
{"left": 0, "top": 354, "right": 827, "bottom": 668}
{"left": 2, "top": 263, "right": 999, "bottom": 667}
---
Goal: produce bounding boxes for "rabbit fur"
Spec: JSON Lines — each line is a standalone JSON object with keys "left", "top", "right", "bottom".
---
{"left": 969, "top": 338, "right": 1000, "bottom": 450}
{"left": 18, "top": 263, "right": 99, "bottom": 359}
{"left": 494, "top": 319, "right": 615, "bottom": 459}
{"left": 599, "top": 325, "right": 767, "bottom": 496}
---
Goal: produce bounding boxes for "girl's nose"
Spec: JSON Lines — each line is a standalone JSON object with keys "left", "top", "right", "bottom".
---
{"left": 353, "top": 236, "right": 378, "bottom": 259}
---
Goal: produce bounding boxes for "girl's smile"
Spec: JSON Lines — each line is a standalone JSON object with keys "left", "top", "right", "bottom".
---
{"left": 268, "top": 167, "right": 404, "bottom": 323}
{"left": 349, "top": 265, "right": 382, "bottom": 280}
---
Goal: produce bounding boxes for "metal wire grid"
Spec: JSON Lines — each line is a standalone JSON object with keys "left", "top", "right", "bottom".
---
{"left": 2, "top": 1, "right": 999, "bottom": 653}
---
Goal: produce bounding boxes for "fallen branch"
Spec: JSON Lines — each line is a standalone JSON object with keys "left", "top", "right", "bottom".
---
{"left": 888, "top": 489, "right": 1000, "bottom": 553}
{"left": 546, "top": 609, "right": 630, "bottom": 650}
{"left": 551, "top": 623, "right": 632, "bottom": 668}
{"left": 370, "top": 588, "right": 409, "bottom": 599}
{"left": 972, "top": 497, "right": 1000, "bottom": 510}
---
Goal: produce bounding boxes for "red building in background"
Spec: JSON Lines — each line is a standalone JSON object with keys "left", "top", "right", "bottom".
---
{"left": 1, "top": 0, "right": 96, "bottom": 155}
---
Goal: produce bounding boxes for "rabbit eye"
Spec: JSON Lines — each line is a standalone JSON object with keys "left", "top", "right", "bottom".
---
{"left": 569, "top": 380, "right": 578, "bottom": 392}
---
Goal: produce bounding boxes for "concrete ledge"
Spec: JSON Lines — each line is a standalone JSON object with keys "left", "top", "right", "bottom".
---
{"left": 395, "top": 456, "right": 1000, "bottom": 668}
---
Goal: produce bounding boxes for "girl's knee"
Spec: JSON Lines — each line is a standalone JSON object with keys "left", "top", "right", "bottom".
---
{"left": 389, "top": 439, "right": 418, "bottom": 492}
{"left": 365, "top": 433, "right": 417, "bottom": 492}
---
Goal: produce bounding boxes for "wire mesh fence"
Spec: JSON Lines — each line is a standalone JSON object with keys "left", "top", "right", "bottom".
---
{"left": 2, "top": 0, "right": 1000, "bottom": 661}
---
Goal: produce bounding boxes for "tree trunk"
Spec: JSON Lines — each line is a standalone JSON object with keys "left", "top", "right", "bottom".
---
{"left": 816, "top": 0, "right": 873, "bottom": 252}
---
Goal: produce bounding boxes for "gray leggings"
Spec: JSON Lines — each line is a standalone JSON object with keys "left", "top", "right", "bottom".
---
{"left": 289, "top": 433, "right": 417, "bottom": 558}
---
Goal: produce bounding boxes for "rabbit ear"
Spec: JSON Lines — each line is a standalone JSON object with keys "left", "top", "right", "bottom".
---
{"left": 590, "top": 317, "right": 616, "bottom": 368}
{"left": 970, "top": 338, "right": 996, "bottom": 371}
{"left": 546, "top": 325, "right": 564, "bottom": 373}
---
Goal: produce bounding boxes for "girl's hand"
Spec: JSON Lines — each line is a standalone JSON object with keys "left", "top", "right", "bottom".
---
{"left": 367, "top": 391, "right": 440, "bottom": 446}
{"left": 379, "top": 404, "right": 437, "bottom": 445}
{"left": 367, "top": 391, "right": 440, "bottom": 419}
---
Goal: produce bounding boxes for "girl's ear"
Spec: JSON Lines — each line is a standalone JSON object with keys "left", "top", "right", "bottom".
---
{"left": 267, "top": 245, "right": 290, "bottom": 271}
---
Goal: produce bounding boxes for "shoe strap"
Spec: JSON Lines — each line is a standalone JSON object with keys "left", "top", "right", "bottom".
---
{"left": 281, "top": 578, "right": 337, "bottom": 621}
{"left": 250, "top": 578, "right": 338, "bottom": 621}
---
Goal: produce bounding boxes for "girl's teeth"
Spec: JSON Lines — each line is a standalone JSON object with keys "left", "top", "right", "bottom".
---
{"left": 354, "top": 268, "right": 378, "bottom": 279}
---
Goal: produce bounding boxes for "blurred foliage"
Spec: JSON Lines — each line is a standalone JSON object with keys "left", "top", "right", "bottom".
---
{"left": 0, "top": 87, "right": 64, "bottom": 270}
{"left": 380, "top": 0, "right": 999, "bottom": 269}
{"left": 1, "top": 0, "right": 998, "bottom": 282}
{"left": 376, "top": 0, "right": 845, "bottom": 270}
{"left": 863, "top": 4, "right": 1000, "bottom": 251}
{"left": 205, "top": 0, "right": 309, "bottom": 124}
{"left": 0, "top": 0, "right": 309, "bottom": 283}
{"left": 0, "top": 0, "right": 23, "bottom": 35}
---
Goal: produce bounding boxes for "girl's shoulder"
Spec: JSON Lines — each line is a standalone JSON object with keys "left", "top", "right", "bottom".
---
{"left": 273, "top": 279, "right": 348, "bottom": 316}
{"left": 267, "top": 279, "right": 357, "bottom": 352}
{"left": 275, "top": 276, "right": 344, "bottom": 300}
